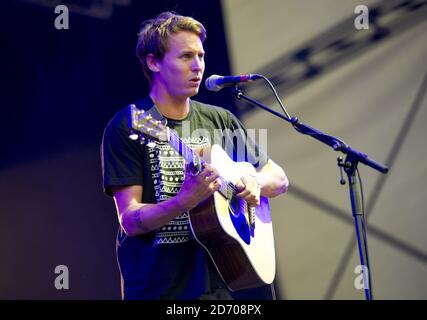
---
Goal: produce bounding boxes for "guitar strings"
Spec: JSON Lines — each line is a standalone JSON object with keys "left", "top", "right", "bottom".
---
{"left": 168, "top": 130, "right": 239, "bottom": 197}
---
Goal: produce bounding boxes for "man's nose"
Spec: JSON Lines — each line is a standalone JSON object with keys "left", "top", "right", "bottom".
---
{"left": 192, "top": 57, "right": 203, "bottom": 72}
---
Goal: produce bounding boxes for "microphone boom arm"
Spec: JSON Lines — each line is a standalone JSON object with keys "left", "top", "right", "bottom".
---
{"left": 230, "top": 86, "right": 388, "bottom": 174}
{"left": 230, "top": 85, "right": 388, "bottom": 301}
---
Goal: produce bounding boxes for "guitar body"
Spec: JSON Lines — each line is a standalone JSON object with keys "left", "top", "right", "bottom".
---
{"left": 189, "top": 145, "right": 276, "bottom": 291}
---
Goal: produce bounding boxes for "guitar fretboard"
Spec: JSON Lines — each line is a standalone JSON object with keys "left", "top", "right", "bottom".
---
{"left": 168, "top": 130, "right": 199, "bottom": 164}
{"left": 168, "top": 130, "right": 234, "bottom": 200}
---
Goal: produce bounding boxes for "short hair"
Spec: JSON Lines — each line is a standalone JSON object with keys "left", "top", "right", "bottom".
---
{"left": 136, "top": 11, "right": 207, "bottom": 86}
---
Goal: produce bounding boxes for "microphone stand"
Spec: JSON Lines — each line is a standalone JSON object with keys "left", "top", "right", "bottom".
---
{"left": 230, "top": 86, "right": 388, "bottom": 301}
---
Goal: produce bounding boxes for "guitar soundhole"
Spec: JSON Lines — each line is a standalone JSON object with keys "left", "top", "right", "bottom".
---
{"left": 228, "top": 195, "right": 251, "bottom": 245}
{"left": 229, "top": 195, "right": 240, "bottom": 217}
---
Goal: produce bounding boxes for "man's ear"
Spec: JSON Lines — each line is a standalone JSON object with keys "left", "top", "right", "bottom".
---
{"left": 146, "top": 54, "right": 160, "bottom": 73}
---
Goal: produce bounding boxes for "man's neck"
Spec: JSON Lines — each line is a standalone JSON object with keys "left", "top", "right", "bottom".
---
{"left": 149, "top": 86, "right": 190, "bottom": 120}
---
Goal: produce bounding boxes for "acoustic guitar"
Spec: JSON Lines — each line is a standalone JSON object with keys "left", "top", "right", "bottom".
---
{"left": 128, "top": 104, "right": 276, "bottom": 291}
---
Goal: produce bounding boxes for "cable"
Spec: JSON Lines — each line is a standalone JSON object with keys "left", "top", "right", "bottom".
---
{"left": 258, "top": 74, "right": 350, "bottom": 150}
{"left": 356, "top": 166, "right": 373, "bottom": 298}
{"left": 258, "top": 74, "right": 292, "bottom": 120}
{"left": 270, "top": 283, "right": 277, "bottom": 300}
{"left": 356, "top": 167, "right": 366, "bottom": 234}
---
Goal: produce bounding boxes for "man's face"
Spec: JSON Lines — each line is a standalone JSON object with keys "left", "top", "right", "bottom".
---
{"left": 153, "top": 31, "right": 205, "bottom": 99}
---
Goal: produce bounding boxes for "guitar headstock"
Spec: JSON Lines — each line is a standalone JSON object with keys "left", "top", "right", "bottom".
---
{"left": 128, "top": 104, "right": 169, "bottom": 143}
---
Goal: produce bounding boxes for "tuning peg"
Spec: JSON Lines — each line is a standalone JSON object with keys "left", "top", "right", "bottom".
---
{"left": 128, "top": 130, "right": 139, "bottom": 141}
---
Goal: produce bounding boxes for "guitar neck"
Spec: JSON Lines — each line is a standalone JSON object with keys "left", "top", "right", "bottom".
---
{"left": 128, "top": 104, "right": 236, "bottom": 203}
{"left": 168, "top": 130, "right": 200, "bottom": 165}
{"left": 167, "top": 130, "right": 232, "bottom": 200}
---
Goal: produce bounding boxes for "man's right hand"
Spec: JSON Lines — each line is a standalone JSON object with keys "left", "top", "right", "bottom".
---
{"left": 176, "top": 163, "right": 221, "bottom": 211}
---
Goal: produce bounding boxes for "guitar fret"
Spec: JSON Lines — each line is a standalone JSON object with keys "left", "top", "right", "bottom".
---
{"left": 169, "top": 131, "right": 196, "bottom": 163}
{"left": 178, "top": 138, "right": 184, "bottom": 158}
{"left": 166, "top": 132, "right": 234, "bottom": 200}
{"left": 182, "top": 141, "right": 188, "bottom": 161}
{"left": 221, "top": 182, "right": 228, "bottom": 199}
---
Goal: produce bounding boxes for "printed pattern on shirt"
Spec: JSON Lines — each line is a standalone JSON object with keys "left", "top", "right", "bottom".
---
{"left": 149, "top": 136, "right": 210, "bottom": 245}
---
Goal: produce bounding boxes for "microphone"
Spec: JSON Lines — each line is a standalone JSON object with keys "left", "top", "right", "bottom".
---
{"left": 205, "top": 74, "right": 261, "bottom": 92}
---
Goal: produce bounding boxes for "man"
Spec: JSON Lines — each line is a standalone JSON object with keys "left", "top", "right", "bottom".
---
{"left": 101, "top": 11, "right": 288, "bottom": 300}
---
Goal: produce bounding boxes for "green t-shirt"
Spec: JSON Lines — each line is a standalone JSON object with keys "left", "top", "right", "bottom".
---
{"left": 101, "top": 96, "right": 269, "bottom": 299}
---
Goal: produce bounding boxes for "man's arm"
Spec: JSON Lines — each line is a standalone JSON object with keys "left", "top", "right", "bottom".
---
{"left": 112, "top": 164, "right": 221, "bottom": 237}
{"left": 112, "top": 185, "right": 187, "bottom": 237}
{"left": 256, "top": 159, "right": 289, "bottom": 198}
{"left": 235, "top": 159, "right": 289, "bottom": 207}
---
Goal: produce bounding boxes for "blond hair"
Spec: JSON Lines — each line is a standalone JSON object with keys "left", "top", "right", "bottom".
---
{"left": 136, "top": 11, "right": 207, "bottom": 86}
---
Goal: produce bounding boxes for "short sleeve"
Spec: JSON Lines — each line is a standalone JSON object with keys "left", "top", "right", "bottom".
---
{"left": 101, "top": 125, "right": 145, "bottom": 197}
